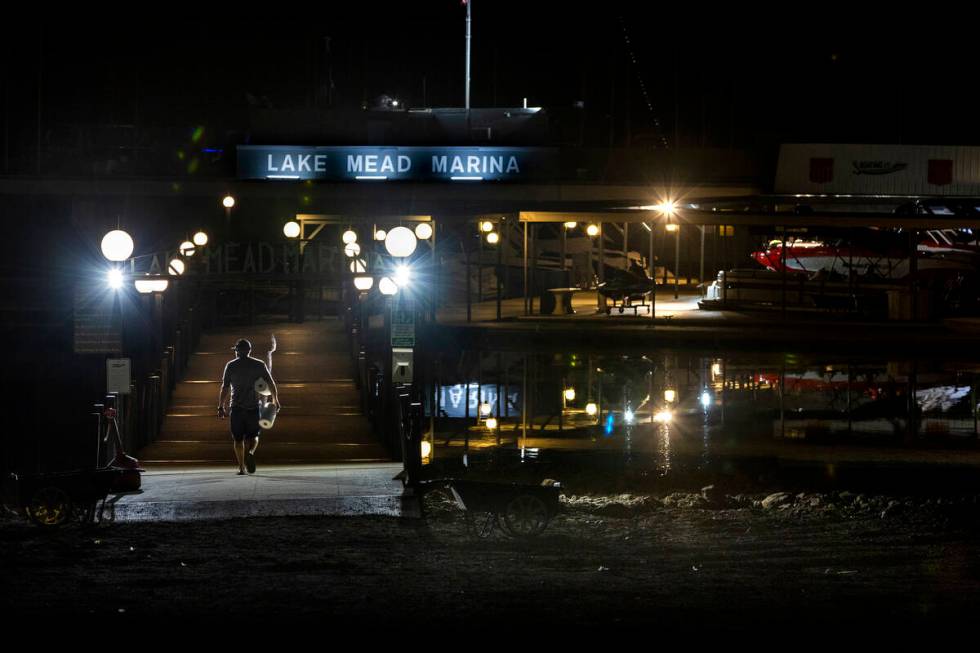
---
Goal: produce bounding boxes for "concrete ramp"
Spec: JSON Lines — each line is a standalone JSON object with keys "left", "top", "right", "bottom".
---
{"left": 106, "top": 464, "right": 417, "bottom": 522}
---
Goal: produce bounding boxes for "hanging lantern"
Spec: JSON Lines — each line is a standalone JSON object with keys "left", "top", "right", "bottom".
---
{"left": 414, "top": 223, "right": 433, "bottom": 240}
{"left": 342, "top": 229, "right": 358, "bottom": 244}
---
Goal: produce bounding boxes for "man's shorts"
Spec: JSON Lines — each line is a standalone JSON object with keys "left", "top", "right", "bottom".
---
{"left": 229, "top": 408, "right": 261, "bottom": 442}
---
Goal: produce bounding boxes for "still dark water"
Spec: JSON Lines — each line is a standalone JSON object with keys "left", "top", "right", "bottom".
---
{"left": 415, "top": 346, "right": 980, "bottom": 493}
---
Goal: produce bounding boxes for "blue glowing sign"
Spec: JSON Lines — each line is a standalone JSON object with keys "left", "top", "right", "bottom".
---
{"left": 237, "top": 146, "right": 556, "bottom": 182}
{"left": 435, "top": 384, "right": 521, "bottom": 418}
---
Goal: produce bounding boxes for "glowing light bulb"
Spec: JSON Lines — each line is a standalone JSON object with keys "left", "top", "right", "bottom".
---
{"left": 100, "top": 230, "right": 134, "bottom": 262}
{"left": 384, "top": 227, "right": 417, "bottom": 257}
{"left": 107, "top": 268, "right": 124, "bottom": 290}
{"left": 283, "top": 221, "right": 301, "bottom": 238}
{"left": 393, "top": 265, "right": 411, "bottom": 287}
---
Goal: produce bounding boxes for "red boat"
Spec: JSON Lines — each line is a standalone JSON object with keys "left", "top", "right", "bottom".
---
{"left": 751, "top": 229, "right": 980, "bottom": 279}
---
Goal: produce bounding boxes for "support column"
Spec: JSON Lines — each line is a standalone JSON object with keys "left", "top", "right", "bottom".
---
{"left": 674, "top": 225, "right": 680, "bottom": 299}
{"left": 523, "top": 221, "right": 529, "bottom": 316}
{"left": 597, "top": 222, "right": 605, "bottom": 312}
{"left": 699, "top": 225, "right": 705, "bottom": 286}
{"left": 530, "top": 223, "right": 536, "bottom": 315}
{"left": 466, "top": 244, "right": 472, "bottom": 323}
{"left": 431, "top": 220, "right": 439, "bottom": 322}
{"left": 521, "top": 353, "right": 528, "bottom": 453}
{"left": 649, "top": 221, "right": 656, "bottom": 319}
{"left": 780, "top": 356, "right": 786, "bottom": 439}
{"left": 973, "top": 373, "right": 978, "bottom": 439}
{"left": 909, "top": 229, "right": 919, "bottom": 320}
{"left": 496, "top": 217, "right": 503, "bottom": 321}
{"left": 781, "top": 225, "right": 788, "bottom": 319}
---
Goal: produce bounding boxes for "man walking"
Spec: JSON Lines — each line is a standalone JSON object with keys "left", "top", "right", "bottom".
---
{"left": 217, "top": 339, "right": 280, "bottom": 474}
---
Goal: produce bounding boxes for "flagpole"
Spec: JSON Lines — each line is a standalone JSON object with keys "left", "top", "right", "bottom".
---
{"left": 465, "top": 0, "right": 471, "bottom": 111}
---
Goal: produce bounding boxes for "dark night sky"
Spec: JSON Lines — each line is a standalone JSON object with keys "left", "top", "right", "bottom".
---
{"left": 3, "top": 5, "right": 980, "bottom": 153}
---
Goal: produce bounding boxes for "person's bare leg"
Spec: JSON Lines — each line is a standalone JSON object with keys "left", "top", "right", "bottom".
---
{"left": 233, "top": 440, "right": 245, "bottom": 472}
{"left": 248, "top": 436, "right": 260, "bottom": 455}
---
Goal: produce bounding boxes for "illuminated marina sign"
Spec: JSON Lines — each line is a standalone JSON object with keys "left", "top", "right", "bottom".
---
{"left": 237, "top": 146, "right": 555, "bottom": 181}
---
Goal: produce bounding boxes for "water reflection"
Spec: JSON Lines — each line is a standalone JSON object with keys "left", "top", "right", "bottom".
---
{"left": 419, "top": 346, "right": 980, "bottom": 479}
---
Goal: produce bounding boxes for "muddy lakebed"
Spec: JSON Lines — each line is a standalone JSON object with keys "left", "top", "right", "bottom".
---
{"left": 3, "top": 487, "right": 980, "bottom": 632}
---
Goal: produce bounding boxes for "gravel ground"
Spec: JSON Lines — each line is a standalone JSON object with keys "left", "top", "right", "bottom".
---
{"left": 3, "top": 488, "right": 980, "bottom": 634}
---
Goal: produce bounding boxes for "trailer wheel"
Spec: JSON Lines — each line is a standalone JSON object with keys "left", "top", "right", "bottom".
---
{"left": 500, "top": 494, "right": 550, "bottom": 538}
{"left": 27, "top": 486, "right": 72, "bottom": 527}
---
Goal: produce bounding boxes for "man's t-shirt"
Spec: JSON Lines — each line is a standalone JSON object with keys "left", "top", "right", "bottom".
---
{"left": 222, "top": 356, "right": 273, "bottom": 410}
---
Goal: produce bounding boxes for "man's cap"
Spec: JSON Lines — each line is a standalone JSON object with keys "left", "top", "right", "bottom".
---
{"left": 232, "top": 338, "right": 252, "bottom": 352}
